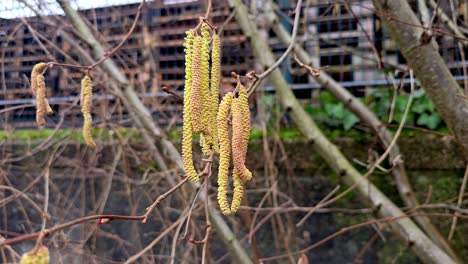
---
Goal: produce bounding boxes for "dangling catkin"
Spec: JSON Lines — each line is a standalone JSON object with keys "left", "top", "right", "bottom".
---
{"left": 217, "top": 92, "right": 233, "bottom": 215}
{"left": 182, "top": 30, "right": 199, "bottom": 182}
{"left": 209, "top": 33, "right": 221, "bottom": 153}
{"left": 239, "top": 85, "right": 251, "bottom": 179}
{"left": 231, "top": 85, "right": 250, "bottom": 212}
{"left": 81, "top": 75, "right": 96, "bottom": 148}
{"left": 35, "top": 74, "right": 47, "bottom": 127}
{"left": 31, "top": 63, "right": 53, "bottom": 115}
{"left": 32, "top": 63, "right": 53, "bottom": 127}
{"left": 190, "top": 36, "right": 203, "bottom": 133}
{"left": 231, "top": 95, "right": 252, "bottom": 181}
{"left": 199, "top": 23, "right": 212, "bottom": 155}
{"left": 230, "top": 168, "right": 244, "bottom": 213}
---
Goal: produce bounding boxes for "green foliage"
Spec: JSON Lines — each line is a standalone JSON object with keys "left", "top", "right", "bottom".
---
{"left": 306, "top": 91, "right": 359, "bottom": 131}
{"left": 367, "top": 88, "right": 443, "bottom": 130}
{"left": 305, "top": 88, "right": 445, "bottom": 132}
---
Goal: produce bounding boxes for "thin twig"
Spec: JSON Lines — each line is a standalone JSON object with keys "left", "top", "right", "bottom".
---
{"left": 201, "top": 180, "right": 212, "bottom": 263}
{"left": 296, "top": 185, "right": 340, "bottom": 227}
{"left": 344, "top": 0, "right": 382, "bottom": 68}
{"left": 448, "top": 163, "right": 468, "bottom": 240}
{"left": 142, "top": 177, "right": 189, "bottom": 223}
{"left": 247, "top": 0, "right": 304, "bottom": 97}
{"left": 32, "top": 165, "right": 50, "bottom": 254}
{"left": 293, "top": 54, "right": 328, "bottom": 77}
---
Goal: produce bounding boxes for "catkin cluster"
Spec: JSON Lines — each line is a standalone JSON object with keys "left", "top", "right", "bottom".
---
{"left": 31, "top": 63, "right": 53, "bottom": 127}
{"left": 182, "top": 23, "right": 222, "bottom": 183}
{"left": 217, "top": 84, "right": 252, "bottom": 215}
{"left": 182, "top": 24, "right": 252, "bottom": 215}
{"left": 20, "top": 246, "right": 50, "bottom": 264}
{"left": 81, "top": 75, "right": 96, "bottom": 149}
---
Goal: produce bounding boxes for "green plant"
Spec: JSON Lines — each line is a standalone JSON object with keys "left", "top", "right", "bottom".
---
{"left": 306, "top": 91, "right": 359, "bottom": 131}
{"left": 305, "top": 88, "right": 444, "bottom": 131}
{"left": 367, "top": 88, "right": 443, "bottom": 130}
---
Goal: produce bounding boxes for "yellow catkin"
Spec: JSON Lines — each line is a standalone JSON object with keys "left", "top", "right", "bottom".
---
{"left": 239, "top": 85, "right": 251, "bottom": 172}
{"left": 200, "top": 23, "right": 212, "bottom": 155}
{"left": 182, "top": 30, "right": 199, "bottom": 183}
{"left": 217, "top": 92, "right": 233, "bottom": 215}
{"left": 230, "top": 168, "right": 244, "bottom": 213}
{"left": 231, "top": 96, "right": 252, "bottom": 181}
{"left": 190, "top": 36, "right": 203, "bottom": 133}
{"left": 209, "top": 34, "right": 221, "bottom": 153}
{"left": 31, "top": 63, "right": 53, "bottom": 119}
{"left": 81, "top": 75, "right": 96, "bottom": 148}
{"left": 35, "top": 74, "right": 47, "bottom": 127}
{"left": 20, "top": 246, "right": 50, "bottom": 264}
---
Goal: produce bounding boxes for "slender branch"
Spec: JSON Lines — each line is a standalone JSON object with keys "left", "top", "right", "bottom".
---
{"left": 0, "top": 214, "right": 143, "bottom": 247}
{"left": 257, "top": 0, "right": 303, "bottom": 80}
{"left": 201, "top": 180, "right": 212, "bottom": 263}
{"left": 32, "top": 165, "right": 50, "bottom": 254}
{"left": 344, "top": 0, "right": 382, "bottom": 68}
{"left": 296, "top": 185, "right": 340, "bottom": 227}
{"left": 246, "top": 0, "right": 303, "bottom": 97}
{"left": 448, "top": 163, "right": 468, "bottom": 240}
{"left": 143, "top": 177, "right": 189, "bottom": 223}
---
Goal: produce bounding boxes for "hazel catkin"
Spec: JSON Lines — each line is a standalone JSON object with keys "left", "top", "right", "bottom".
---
{"left": 231, "top": 95, "right": 252, "bottom": 181}
{"left": 190, "top": 36, "right": 203, "bottom": 134}
{"left": 32, "top": 63, "right": 53, "bottom": 127}
{"left": 199, "top": 23, "right": 213, "bottom": 155}
{"left": 80, "top": 75, "right": 96, "bottom": 148}
{"left": 31, "top": 63, "right": 53, "bottom": 115}
{"left": 238, "top": 85, "right": 251, "bottom": 179}
{"left": 209, "top": 33, "right": 221, "bottom": 153}
{"left": 35, "top": 74, "right": 47, "bottom": 127}
{"left": 217, "top": 92, "right": 234, "bottom": 215}
{"left": 201, "top": 23, "right": 211, "bottom": 133}
{"left": 182, "top": 30, "right": 199, "bottom": 183}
